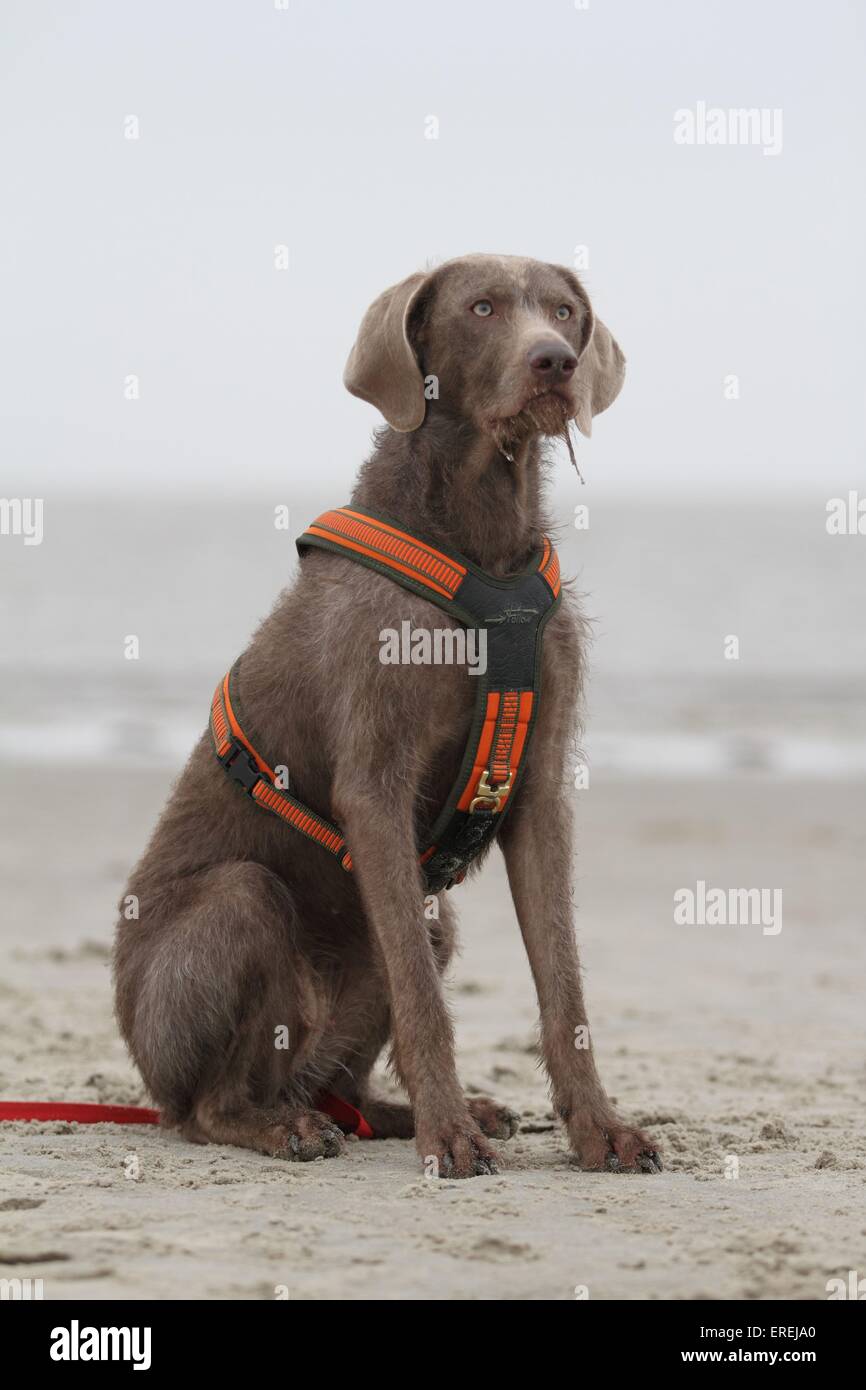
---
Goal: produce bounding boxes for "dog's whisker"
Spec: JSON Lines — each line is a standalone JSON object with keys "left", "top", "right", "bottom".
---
{"left": 564, "top": 421, "right": 585, "bottom": 483}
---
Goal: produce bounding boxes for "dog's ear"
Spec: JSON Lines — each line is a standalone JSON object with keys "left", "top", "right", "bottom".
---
{"left": 556, "top": 269, "right": 626, "bottom": 437}
{"left": 343, "top": 272, "right": 430, "bottom": 432}
{"left": 573, "top": 314, "right": 626, "bottom": 437}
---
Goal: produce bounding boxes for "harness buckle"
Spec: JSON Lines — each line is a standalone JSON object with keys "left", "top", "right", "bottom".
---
{"left": 218, "top": 740, "right": 262, "bottom": 793}
{"left": 468, "top": 767, "right": 512, "bottom": 814}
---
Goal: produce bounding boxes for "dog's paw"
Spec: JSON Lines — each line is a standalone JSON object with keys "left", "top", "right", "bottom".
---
{"left": 467, "top": 1095, "right": 521, "bottom": 1140}
{"left": 569, "top": 1116, "right": 662, "bottom": 1174}
{"left": 417, "top": 1122, "right": 500, "bottom": 1179}
{"left": 276, "top": 1109, "right": 346, "bottom": 1162}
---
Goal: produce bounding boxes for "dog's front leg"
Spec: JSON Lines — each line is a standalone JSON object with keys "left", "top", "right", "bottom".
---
{"left": 499, "top": 786, "right": 662, "bottom": 1174}
{"left": 334, "top": 785, "right": 499, "bottom": 1179}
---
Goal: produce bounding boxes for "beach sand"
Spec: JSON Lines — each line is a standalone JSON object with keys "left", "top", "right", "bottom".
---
{"left": 1, "top": 766, "right": 863, "bottom": 1301}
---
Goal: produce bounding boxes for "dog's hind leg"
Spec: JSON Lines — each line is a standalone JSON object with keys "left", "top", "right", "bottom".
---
{"left": 355, "top": 1094, "right": 520, "bottom": 1141}
{"left": 115, "top": 861, "right": 344, "bottom": 1161}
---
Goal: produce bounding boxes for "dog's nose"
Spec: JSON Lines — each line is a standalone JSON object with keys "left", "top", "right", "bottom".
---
{"left": 527, "top": 340, "right": 578, "bottom": 381}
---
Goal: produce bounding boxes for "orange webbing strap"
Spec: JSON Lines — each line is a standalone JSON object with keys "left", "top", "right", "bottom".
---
{"left": 302, "top": 507, "right": 467, "bottom": 601}
{"left": 210, "top": 671, "right": 353, "bottom": 872}
{"left": 454, "top": 690, "right": 534, "bottom": 814}
{"left": 538, "top": 537, "right": 561, "bottom": 598}
{"left": 489, "top": 690, "right": 524, "bottom": 786}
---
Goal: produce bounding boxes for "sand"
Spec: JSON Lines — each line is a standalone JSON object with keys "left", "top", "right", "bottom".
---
{"left": 1, "top": 767, "right": 864, "bottom": 1301}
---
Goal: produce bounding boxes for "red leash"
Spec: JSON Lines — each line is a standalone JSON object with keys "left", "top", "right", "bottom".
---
{"left": 0, "top": 1101, "right": 159, "bottom": 1125}
{"left": 315, "top": 1091, "right": 373, "bottom": 1139}
{"left": 0, "top": 1092, "right": 372, "bottom": 1139}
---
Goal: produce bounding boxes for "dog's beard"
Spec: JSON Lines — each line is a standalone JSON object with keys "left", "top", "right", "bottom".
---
{"left": 488, "top": 393, "right": 584, "bottom": 481}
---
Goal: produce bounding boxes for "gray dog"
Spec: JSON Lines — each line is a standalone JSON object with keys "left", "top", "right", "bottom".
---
{"left": 114, "top": 254, "right": 662, "bottom": 1179}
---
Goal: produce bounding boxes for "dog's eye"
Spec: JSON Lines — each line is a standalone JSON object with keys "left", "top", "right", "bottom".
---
{"left": 555, "top": 305, "right": 572, "bottom": 320}
{"left": 471, "top": 300, "right": 494, "bottom": 317}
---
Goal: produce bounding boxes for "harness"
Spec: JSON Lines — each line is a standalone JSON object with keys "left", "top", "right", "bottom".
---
{"left": 210, "top": 506, "right": 561, "bottom": 892}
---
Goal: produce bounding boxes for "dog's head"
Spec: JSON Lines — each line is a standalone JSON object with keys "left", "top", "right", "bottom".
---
{"left": 344, "top": 254, "right": 625, "bottom": 452}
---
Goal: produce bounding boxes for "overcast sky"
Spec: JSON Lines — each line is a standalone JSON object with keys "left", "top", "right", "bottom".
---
{"left": 1, "top": 0, "right": 864, "bottom": 500}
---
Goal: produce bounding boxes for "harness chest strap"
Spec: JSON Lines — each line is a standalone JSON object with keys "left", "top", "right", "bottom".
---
{"left": 210, "top": 506, "right": 561, "bottom": 892}
{"left": 211, "top": 669, "right": 353, "bottom": 871}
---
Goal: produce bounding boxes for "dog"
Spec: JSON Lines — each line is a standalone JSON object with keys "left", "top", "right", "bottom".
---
{"left": 114, "top": 254, "right": 661, "bottom": 1178}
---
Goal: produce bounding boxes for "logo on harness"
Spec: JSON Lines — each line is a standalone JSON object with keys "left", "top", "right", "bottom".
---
{"left": 487, "top": 606, "right": 539, "bottom": 625}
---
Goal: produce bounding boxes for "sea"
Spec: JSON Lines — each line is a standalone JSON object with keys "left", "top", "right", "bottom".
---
{"left": 1, "top": 496, "right": 864, "bottom": 781}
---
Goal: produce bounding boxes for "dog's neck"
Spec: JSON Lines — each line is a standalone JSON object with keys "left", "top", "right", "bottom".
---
{"left": 349, "top": 415, "right": 549, "bottom": 576}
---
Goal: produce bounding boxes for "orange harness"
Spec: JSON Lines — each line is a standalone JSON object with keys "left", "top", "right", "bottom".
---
{"left": 210, "top": 506, "right": 561, "bottom": 892}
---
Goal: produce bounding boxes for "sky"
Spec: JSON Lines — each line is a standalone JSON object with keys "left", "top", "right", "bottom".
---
{"left": 1, "top": 0, "right": 864, "bottom": 500}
